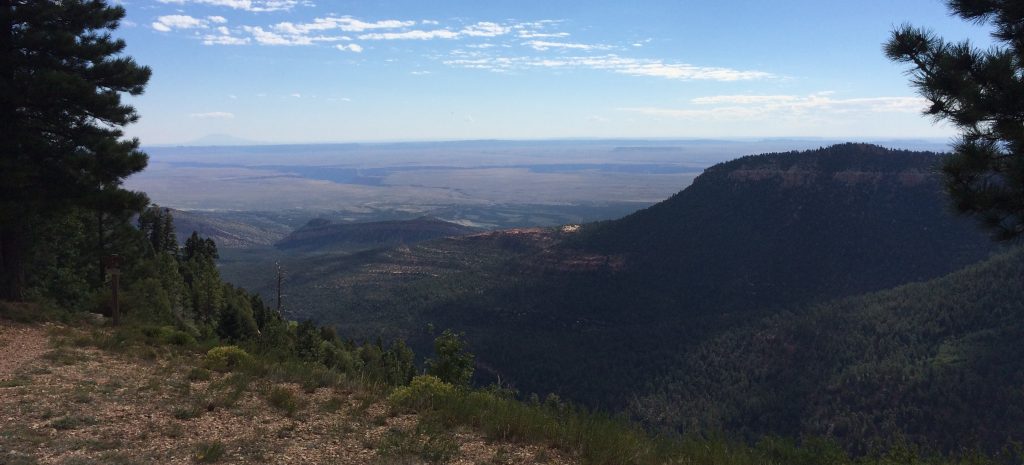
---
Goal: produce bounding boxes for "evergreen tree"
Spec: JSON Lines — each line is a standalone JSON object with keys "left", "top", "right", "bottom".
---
{"left": 885, "top": 1, "right": 1024, "bottom": 241}
{"left": 426, "top": 330, "right": 475, "bottom": 386}
{"left": 160, "top": 209, "right": 177, "bottom": 256}
{"left": 184, "top": 232, "right": 218, "bottom": 262}
{"left": 138, "top": 206, "right": 179, "bottom": 256}
{"left": 0, "top": 0, "right": 151, "bottom": 299}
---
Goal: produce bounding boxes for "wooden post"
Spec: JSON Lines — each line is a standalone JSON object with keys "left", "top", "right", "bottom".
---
{"left": 103, "top": 255, "right": 122, "bottom": 325}
{"left": 275, "top": 262, "right": 284, "bottom": 315}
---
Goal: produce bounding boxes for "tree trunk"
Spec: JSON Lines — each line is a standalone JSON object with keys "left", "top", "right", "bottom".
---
{"left": 96, "top": 211, "right": 106, "bottom": 285}
{"left": 0, "top": 0, "right": 21, "bottom": 301}
{"left": 0, "top": 222, "right": 26, "bottom": 301}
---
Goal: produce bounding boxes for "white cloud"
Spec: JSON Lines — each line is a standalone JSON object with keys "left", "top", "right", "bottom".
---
{"left": 524, "top": 40, "right": 609, "bottom": 51}
{"left": 444, "top": 54, "right": 772, "bottom": 81}
{"left": 243, "top": 25, "right": 311, "bottom": 45}
{"left": 512, "top": 20, "right": 568, "bottom": 39}
{"left": 519, "top": 32, "right": 570, "bottom": 38}
{"left": 336, "top": 43, "right": 363, "bottom": 52}
{"left": 272, "top": 17, "right": 414, "bottom": 35}
{"left": 208, "top": 16, "right": 228, "bottom": 23}
{"left": 152, "top": 14, "right": 207, "bottom": 31}
{"left": 692, "top": 95, "right": 801, "bottom": 105}
{"left": 619, "top": 93, "right": 928, "bottom": 120}
{"left": 460, "top": 22, "right": 509, "bottom": 37}
{"left": 203, "top": 34, "right": 249, "bottom": 45}
{"left": 421, "top": 20, "right": 440, "bottom": 25}
{"left": 336, "top": 18, "right": 416, "bottom": 32}
{"left": 411, "top": 70, "right": 432, "bottom": 75}
{"left": 353, "top": 21, "right": 513, "bottom": 41}
{"left": 358, "top": 29, "right": 460, "bottom": 40}
{"left": 156, "top": 0, "right": 308, "bottom": 12}
{"left": 190, "top": 112, "right": 235, "bottom": 119}
{"left": 291, "top": 93, "right": 302, "bottom": 98}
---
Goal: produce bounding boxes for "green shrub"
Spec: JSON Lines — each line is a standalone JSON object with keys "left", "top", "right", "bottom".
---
{"left": 187, "top": 367, "right": 212, "bottom": 382}
{"left": 203, "top": 346, "right": 251, "bottom": 372}
{"left": 388, "top": 375, "right": 456, "bottom": 411}
{"left": 162, "top": 328, "right": 197, "bottom": 346}
{"left": 267, "top": 385, "right": 302, "bottom": 416}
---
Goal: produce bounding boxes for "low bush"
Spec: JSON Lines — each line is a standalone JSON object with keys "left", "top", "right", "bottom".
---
{"left": 267, "top": 385, "right": 302, "bottom": 416}
{"left": 388, "top": 375, "right": 455, "bottom": 412}
{"left": 203, "top": 346, "right": 251, "bottom": 372}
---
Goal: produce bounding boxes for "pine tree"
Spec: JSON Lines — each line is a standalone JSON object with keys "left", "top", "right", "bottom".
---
{"left": 160, "top": 209, "right": 177, "bottom": 256}
{"left": 426, "top": 330, "right": 475, "bottom": 386}
{"left": 885, "top": 1, "right": 1024, "bottom": 241}
{"left": 0, "top": 0, "right": 151, "bottom": 299}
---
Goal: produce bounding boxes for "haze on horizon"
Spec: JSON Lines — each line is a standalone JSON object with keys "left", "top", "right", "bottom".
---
{"left": 119, "top": 0, "right": 993, "bottom": 145}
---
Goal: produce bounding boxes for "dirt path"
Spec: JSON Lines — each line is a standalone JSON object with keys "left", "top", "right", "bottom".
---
{"left": 0, "top": 322, "right": 49, "bottom": 379}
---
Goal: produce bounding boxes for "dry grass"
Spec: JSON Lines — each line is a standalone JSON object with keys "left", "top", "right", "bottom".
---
{"left": 0, "top": 323, "right": 574, "bottom": 465}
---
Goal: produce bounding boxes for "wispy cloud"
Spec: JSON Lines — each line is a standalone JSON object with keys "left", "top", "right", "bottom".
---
{"left": 152, "top": 14, "right": 207, "bottom": 32}
{"left": 518, "top": 32, "right": 570, "bottom": 38}
{"left": 524, "top": 40, "right": 610, "bottom": 51}
{"left": 153, "top": 14, "right": 572, "bottom": 51}
{"left": 156, "top": 0, "right": 309, "bottom": 12}
{"left": 190, "top": 111, "right": 235, "bottom": 119}
{"left": 444, "top": 54, "right": 773, "bottom": 81}
{"left": 620, "top": 93, "right": 927, "bottom": 120}
{"left": 336, "top": 43, "right": 363, "bottom": 52}
{"left": 242, "top": 25, "right": 350, "bottom": 45}
{"left": 149, "top": 12, "right": 760, "bottom": 84}
{"left": 358, "top": 29, "right": 460, "bottom": 40}
{"left": 272, "top": 17, "right": 415, "bottom": 35}
{"left": 460, "top": 22, "right": 509, "bottom": 37}
{"left": 203, "top": 33, "right": 250, "bottom": 45}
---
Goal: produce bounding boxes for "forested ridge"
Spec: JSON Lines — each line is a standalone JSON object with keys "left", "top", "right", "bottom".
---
{"left": 256, "top": 144, "right": 999, "bottom": 416}
{"left": 633, "top": 246, "right": 1024, "bottom": 454}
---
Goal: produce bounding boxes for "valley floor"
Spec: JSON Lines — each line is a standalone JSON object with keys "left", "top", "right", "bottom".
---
{"left": 0, "top": 321, "right": 571, "bottom": 465}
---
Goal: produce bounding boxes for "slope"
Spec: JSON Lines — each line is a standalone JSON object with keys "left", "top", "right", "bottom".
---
{"left": 250, "top": 144, "right": 997, "bottom": 417}
{"left": 275, "top": 217, "right": 479, "bottom": 253}
{"left": 632, "top": 246, "right": 1024, "bottom": 454}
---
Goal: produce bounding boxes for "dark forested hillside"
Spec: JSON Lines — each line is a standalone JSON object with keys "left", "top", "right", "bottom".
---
{"left": 577, "top": 143, "right": 991, "bottom": 308}
{"left": 632, "top": 247, "right": 1024, "bottom": 454}
{"left": 231, "top": 144, "right": 1003, "bottom": 453}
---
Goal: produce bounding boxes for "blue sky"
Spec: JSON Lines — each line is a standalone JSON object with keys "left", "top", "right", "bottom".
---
{"left": 116, "top": 0, "right": 994, "bottom": 144}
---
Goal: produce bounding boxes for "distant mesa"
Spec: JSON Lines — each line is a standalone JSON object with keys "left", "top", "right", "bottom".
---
{"left": 183, "top": 134, "right": 263, "bottom": 147}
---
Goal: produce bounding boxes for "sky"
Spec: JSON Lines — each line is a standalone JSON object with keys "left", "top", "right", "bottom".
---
{"left": 114, "top": 0, "right": 996, "bottom": 145}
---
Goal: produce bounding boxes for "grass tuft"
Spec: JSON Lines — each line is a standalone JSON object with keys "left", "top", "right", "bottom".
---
{"left": 267, "top": 385, "right": 303, "bottom": 416}
{"left": 193, "top": 441, "right": 226, "bottom": 463}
